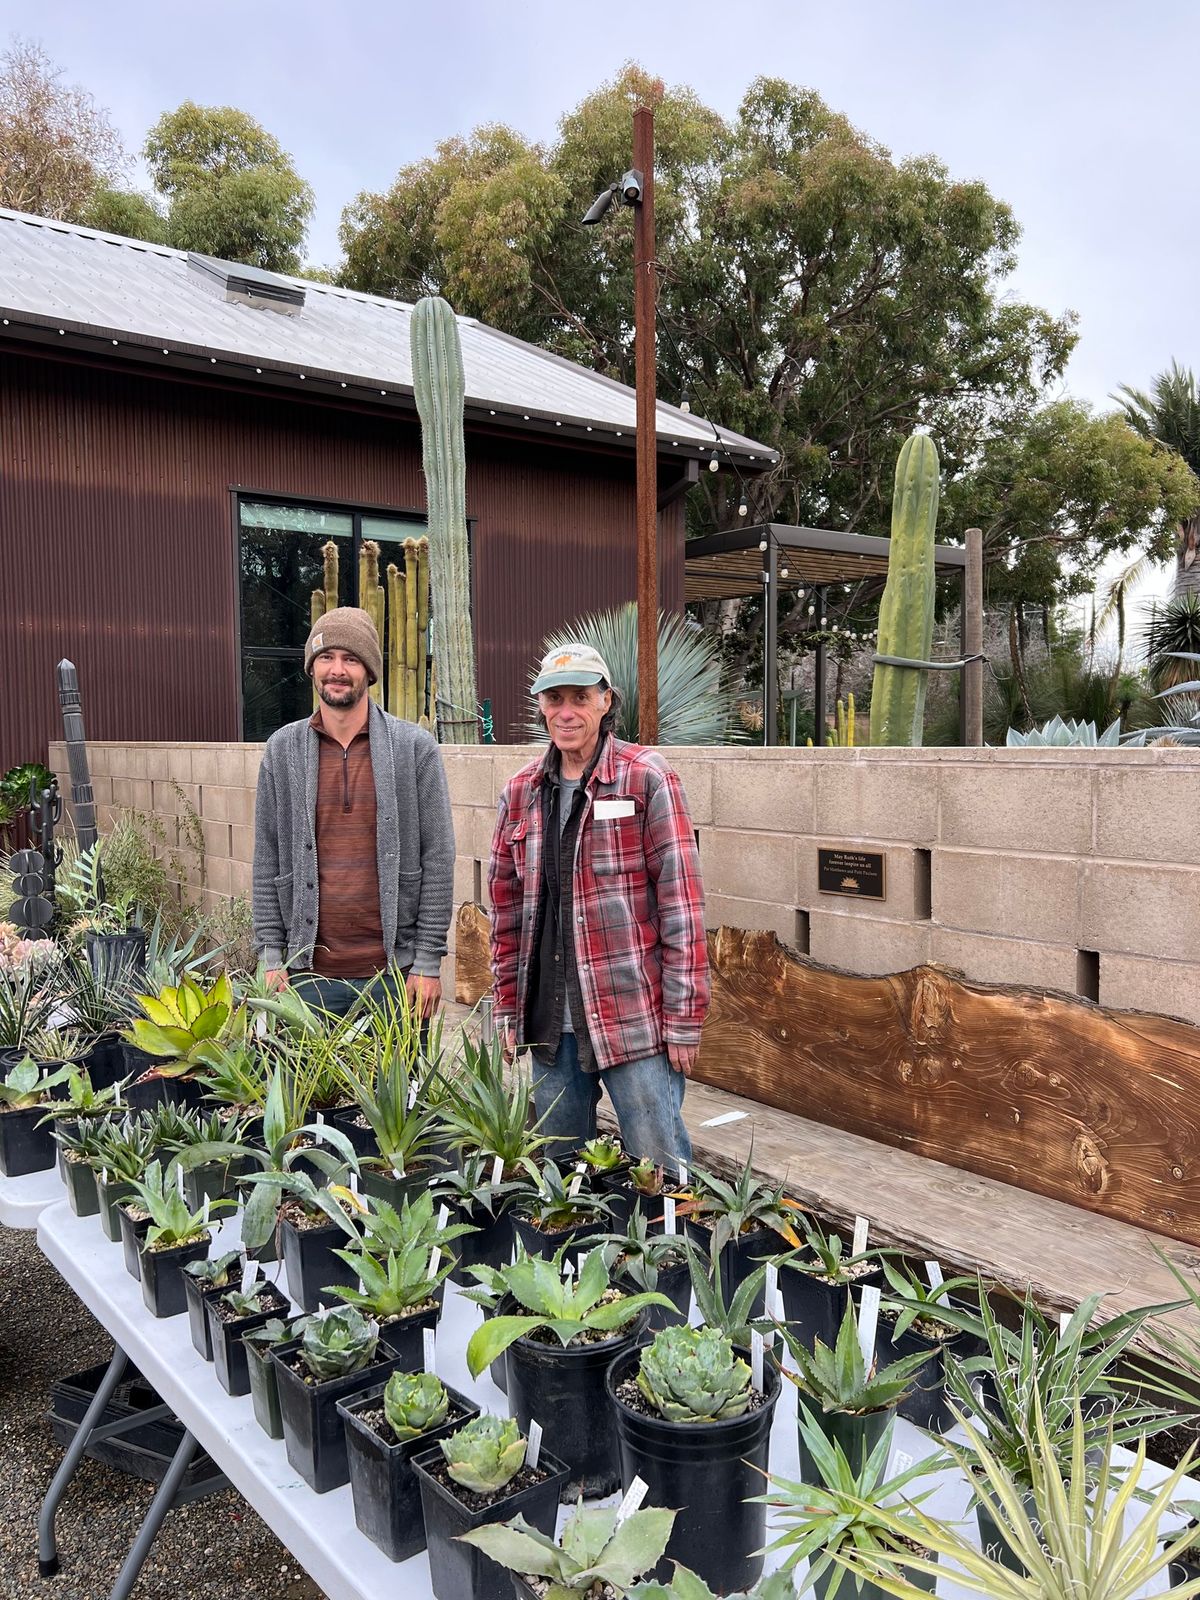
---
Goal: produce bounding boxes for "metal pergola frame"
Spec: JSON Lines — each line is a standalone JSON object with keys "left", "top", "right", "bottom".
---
{"left": 685, "top": 523, "right": 981, "bottom": 745}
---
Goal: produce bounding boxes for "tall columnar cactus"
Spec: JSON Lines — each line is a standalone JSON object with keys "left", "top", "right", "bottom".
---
{"left": 410, "top": 295, "right": 478, "bottom": 744}
{"left": 310, "top": 540, "right": 340, "bottom": 710}
{"left": 359, "top": 541, "right": 386, "bottom": 704}
{"left": 869, "top": 433, "right": 940, "bottom": 747}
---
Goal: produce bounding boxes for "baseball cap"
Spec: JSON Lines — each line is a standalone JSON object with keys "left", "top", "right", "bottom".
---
{"left": 530, "top": 643, "right": 613, "bottom": 695}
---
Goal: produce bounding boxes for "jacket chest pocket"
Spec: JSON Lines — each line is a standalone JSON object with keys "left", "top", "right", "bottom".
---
{"left": 506, "top": 817, "right": 530, "bottom": 881}
{"left": 588, "top": 810, "right": 646, "bottom": 877}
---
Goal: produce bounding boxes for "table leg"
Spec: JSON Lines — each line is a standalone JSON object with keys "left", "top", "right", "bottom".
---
{"left": 38, "top": 1341, "right": 130, "bottom": 1577}
{"left": 107, "top": 1428, "right": 199, "bottom": 1600}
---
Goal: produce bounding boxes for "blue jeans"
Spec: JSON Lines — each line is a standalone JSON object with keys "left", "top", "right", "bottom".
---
{"left": 532, "top": 1032, "right": 692, "bottom": 1173}
{"left": 293, "top": 969, "right": 408, "bottom": 1019}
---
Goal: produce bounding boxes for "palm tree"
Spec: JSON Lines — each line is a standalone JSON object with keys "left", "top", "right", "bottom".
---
{"left": 1117, "top": 361, "right": 1200, "bottom": 598}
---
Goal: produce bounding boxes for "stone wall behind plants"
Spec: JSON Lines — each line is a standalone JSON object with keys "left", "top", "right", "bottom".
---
{"left": 49, "top": 740, "right": 1200, "bottom": 1026}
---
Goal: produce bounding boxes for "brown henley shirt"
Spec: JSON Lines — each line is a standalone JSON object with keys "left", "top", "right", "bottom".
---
{"left": 309, "top": 710, "right": 387, "bottom": 978}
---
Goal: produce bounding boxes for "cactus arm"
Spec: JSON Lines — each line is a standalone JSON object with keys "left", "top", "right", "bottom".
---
{"left": 868, "top": 433, "right": 940, "bottom": 747}
{"left": 322, "top": 539, "right": 339, "bottom": 613}
{"left": 386, "top": 563, "right": 402, "bottom": 716}
{"left": 403, "top": 537, "right": 419, "bottom": 721}
{"left": 416, "top": 536, "right": 430, "bottom": 721}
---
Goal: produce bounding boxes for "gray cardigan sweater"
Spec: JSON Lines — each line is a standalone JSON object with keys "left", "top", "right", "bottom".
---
{"left": 252, "top": 703, "right": 455, "bottom": 979}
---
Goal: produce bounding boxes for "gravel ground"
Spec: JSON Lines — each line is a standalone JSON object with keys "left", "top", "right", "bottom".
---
{"left": 0, "top": 1224, "right": 326, "bottom": 1600}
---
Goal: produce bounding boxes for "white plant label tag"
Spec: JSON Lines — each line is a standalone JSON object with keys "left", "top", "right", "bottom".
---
{"left": 857, "top": 1285, "right": 881, "bottom": 1366}
{"left": 315, "top": 1111, "right": 324, "bottom": 1126}
{"left": 427, "top": 1247, "right": 442, "bottom": 1280}
{"left": 577, "top": 1249, "right": 590, "bottom": 1278}
{"left": 700, "top": 1110, "right": 748, "bottom": 1128}
{"left": 241, "top": 1258, "right": 259, "bottom": 1295}
{"left": 527, "top": 1418, "right": 543, "bottom": 1469}
{"left": 491, "top": 1155, "right": 505, "bottom": 1186}
{"left": 201, "top": 1196, "right": 211, "bottom": 1226}
{"left": 423, "top": 1328, "right": 436, "bottom": 1373}
{"left": 1059, "top": 1310, "right": 1073, "bottom": 1334}
{"left": 349, "top": 1171, "right": 359, "bottom": 1195}
{"left": 924, "top": 1261, "right": 944, "bottom": 1290}
{"left": 852, "top": 1215, "right": 870, "bottom": 1256}
{"left": 765, "top": 1262, "right": 780, "bottom": 1319}
{"left": 677, "top": 1161, "right": 688, "bottom": 1187}
{"left": 100, "top": 1168, "right": 108, "bottom": 1187}
{"left": 663, "top": 1197, "right": 676, "bottom": 1235}
{"left": 562, "top": 1257, "right": 574, "bottom": 1280}
{"left": 254, "top": 1010, "right": 267, "bottom": 1039}
{"left": 751, "top": 1329, "right": 765, "bottom": 1391}
{"left": 567, "top": 1165, "right": 585, "bottom": 1198}
{"left": 175, "top": 1165, "right": 186, "bottom": 1198}
{"left": 407, "top": 1080, "right": 419, "bottom": 1110}
{"left": 393, "top": 1163, "right": 407, "bottom": 1181}
{"left": 614, "top": 1475, "right": 649, "bottom": 1528}
{"left": 437, "top": 1203, "right": 449, "bottom": 1232}
{"left": 113, "top": 1081, "right": 121, "bottom": 1107}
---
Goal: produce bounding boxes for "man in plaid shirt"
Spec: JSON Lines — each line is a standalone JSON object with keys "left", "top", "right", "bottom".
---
{"left": 488, "top": 643, "right": 710, "bottom": 1171}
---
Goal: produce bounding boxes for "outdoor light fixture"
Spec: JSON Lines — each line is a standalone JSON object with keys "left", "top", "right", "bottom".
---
{"left": 581, "top": 169, "right": 644, "bottom": 225}
{"left": 780, "top": 566, "right": 789, "bottom": 578}
{"left": 758, "top": 539, "right": 768, "bottom": 551}
{"left": 679, "top": 393, "right": 691, "bottom": 414}
{"left": 708, "top": 453, "right": 719, "bottom": 472}
{"left": 737, "top": 494, "right": 749, "bottom": 517}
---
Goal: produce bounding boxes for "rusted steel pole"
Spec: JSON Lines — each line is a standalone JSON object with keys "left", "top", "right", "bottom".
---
{"left": 633, "top": 105, "right": 659, "bottom": 745}
{"left": 964, "top": 527, "right": 984, "bottom": 746}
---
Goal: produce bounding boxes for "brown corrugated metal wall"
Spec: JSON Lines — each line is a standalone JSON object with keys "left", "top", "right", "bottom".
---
{"left": 0, "top": 350, "right": 685, "bottom": 769}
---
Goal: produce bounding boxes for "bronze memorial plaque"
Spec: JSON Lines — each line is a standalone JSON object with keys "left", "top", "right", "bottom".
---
{"left": 817, "top": 847, "right": 886, "bottom": 901}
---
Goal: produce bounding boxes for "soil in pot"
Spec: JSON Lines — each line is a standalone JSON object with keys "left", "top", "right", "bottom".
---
{"left": 506, "top": 1299, "right": 649, "bottom": 1500}
{"left": 140, "top": 1234, "right": 211, "bottom": 1318}
{"left": 328, "top": 1106, "right": 380, "bottom": 1160}
{"left": 376, "top": 1296, "right": 443, "bottom": 1368}
{"left": 0, "top": 1103, "right": 58, "bottom": 1176}
{"left": 96, "top": 1175, "right": 136, "bottom": 1242}
{"left": 412, "top": 1442, "right": 569, "bottom": 1600}
{"left": 781, "top": 1259, "right": 878, "bottom": 1351}
{"left": 206, "top": 1284, "right": 291, "bottom": 1396}
{"left": 874, "top": 1309, "right": 958, "bottom": 1435}
{"left": 607, "top": 1345, "right": 781, "bottom": 1595}
{"left": 63, "top": 1152, "right": 100, "bottom": 1217}
{"left": 118, "top": 1202, "right": 153, "bottom": 1281}
{"left": 271, "top": 1340, "right": 404, "bottom": 1494}
{"left": 1145, "top": 1416, "right": 1200, "bottom": 1470}
{"left": 280, "top": 1203, "right": 359, "bottom": 1313}
{"left": 338, "top": 1382, "right": 479, "bottom": 1563}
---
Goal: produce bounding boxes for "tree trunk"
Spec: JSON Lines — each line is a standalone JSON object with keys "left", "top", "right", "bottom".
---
{"left": 1174, "top": 514, "right": 1200, "bottom": 600}
{"left": 1009, "top": 604, "right": 1033, "bottom": 727}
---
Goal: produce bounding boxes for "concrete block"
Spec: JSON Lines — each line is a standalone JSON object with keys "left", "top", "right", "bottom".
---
{"left": 244, "top": 749, "right": 263, "bottom": 787}
{"left": 224, "top": 787, "right": 254, "bottom": 828}
{"left": 205, "top": 785, "right": 232, "bottom": 823}
{"left": 814, "top": 761, "right": 937, "bottom": 843}
{"left": 1081, "top": 861, "right": 1200, "bottom": 960}
{"left": 123, "top": 748, "right": 147, "bottom": 781}
{"left": 202, "top": 820, "right": 232, "bottom": 860}
{"left": 939, "top": 765, "right": 1092, "bottom": 854}
{"left": 934, "top": 849, "right": 1079, "bottom": 944}
{"left": 167, "top": 748, "right": 192, "bottom": 783}
{"left": 442, "top": 751, "right": 495, "bottom": 809}
{"left": 705, "top": 894, "right": 798, "bottom": 943}
{"left": 928, "top": 928, "right": 1080, "bottom": 993}
{"left": 144, "top": 747, "right": 170, "bottom": 781}
{"left": 191, "top": 748, "right": 221, "bottom": 786}
{"left": 217, "top": 747, "right": 246, "bottom": 788}
{"left": 111, "top": 777, "right": 132, "bottom": 807}
{"left": 699, "top": 828, "right": 798, "bottom": 904}
{"left": 1095, "top": 770, "right": 1200, "bottom": 866}
{"left": 205, "top": 856, "right": 232, "bottom": 896}
{"left": 1099, "top": 953, "right": 1200, "bottom": 1027}
{"left": 129, "top": 780, "right": 152, "bottom": 814}
{"left": 228, "top": 858, "right": 254, "bottom": 899}
{"left": 230, "top": 825, "right": 255, "bottom": 865}
{"left": 492, "top": 747, "right": 538, "bottom": 803}
{"left": 453, "top": 856, "right": 480, "bottom": 906}
{"left": 473, "top": 806, "right": 500, "bottom": 861}
{"left": 711, "top": 759, "right": 814, "bottom": 833}
{"left": 664, "top": 757, "right": 713, "bottom": 826}
{"left": 797, "top": 839, "right": 921, "bottom": 921}
{"left": 808, "top": 910, "right": 931, "bottom": 976}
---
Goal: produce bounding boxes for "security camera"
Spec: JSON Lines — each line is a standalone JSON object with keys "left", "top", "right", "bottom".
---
{"left": 620, "top": 169, "right": 643, "bottom": 204}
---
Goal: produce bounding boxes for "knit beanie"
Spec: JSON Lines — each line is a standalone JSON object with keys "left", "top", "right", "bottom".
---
{"left": 304, "top": 607, "right": 383, "bottom": 685}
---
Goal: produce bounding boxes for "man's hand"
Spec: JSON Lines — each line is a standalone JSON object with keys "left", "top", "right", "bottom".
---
{"left": 264, "top": 969, "right": 289, "bottom": 993}
{"left": 667, "top": 1042, "right": 698, "bottom": 1078}
{"left": 406, "top": 972, "right": 442, "bottom": 1020}
{"left": 499, "top": 1022, "right": 517, "bottom": 1061}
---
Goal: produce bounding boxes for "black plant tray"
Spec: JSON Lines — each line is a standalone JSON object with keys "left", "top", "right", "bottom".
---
{"left": 48, "top": 1362, "right": 228, "bottom": 1497}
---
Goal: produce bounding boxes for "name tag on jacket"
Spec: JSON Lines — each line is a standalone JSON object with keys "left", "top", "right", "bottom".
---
{"left": 594, "top": 798, "right": 636, "bottom": 819}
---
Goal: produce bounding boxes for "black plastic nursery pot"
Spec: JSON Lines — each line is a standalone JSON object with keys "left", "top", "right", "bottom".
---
{"left": 449, "top": 1206, "right": 515, "bottom": 1287}
{"left": 270, "top": 1340, "right": 404, "bottom": 1494}
{"left": 412, "top": 1439, "right": 569, "bottom": 1600}
{"left": 140, "top": 1235, "right": 211, "bottom": 1319}
{"left": 63, "top": 1154, "right": 100, "bottom": 1218}
{"left": 511, "top": 1212, "right": 608, "bottom": 1263}
{"left": 505, "top": 1302, "right": 649, "bottom": 1500}
{"left": 280, "top": 1212, "right": 359, "bottom": 1313}
{"left": 376, "top": 1296, "right": 443, "bottom": 1368}
{"left": 338, "top": 1381, "right": 480, "bottom": 1563}
{"left": 206, "top": 1284, "right": 291, "bottom": 1397}
{"left": 874, "top": 1314, "right": 957, "bottom": 1434}
{"left": 781, "top": 1263, "right": 879, "bottom": 1352}
{"left": 606, "top": 1344, "right": 782, "bottom": 1595}
{"left": 96, "top": 1176, "right": 136, "bottom": 1242}
{"left": 245, "top": 1339, "right": 286, "bottom": 1440}
{"left": 181, "top": 1156, "right": 249, "bottom": 1214}
{"left": 360, "top": 1162, "right": 438, "bottom": 1213}
{"left": 685, "top": 1218, "right": 775, "bottom": 1320}
{"left": 183, "top": 1273, "right": 230, "bottom": 1361}
{"left": 640, "top": 1253, "right": 692, "bottom": 1333}
{"left": 976, "top": 1492, "right": 1041, "bottom": 1576}
{"left": 1169, "top": 1526, "right": 1200, "bottom": 1589}
{"left": 79, "top": 1032, "right": 125, "bottom": 1092}
{"left": 328, "top": 1105, "right": 380, "bottom": 1160}
{"left": 124, "top": 1066, "right": 205, "bottom": 1115}
{"left": 87, "top": 929, "right": 147, "bottom": 984}
{"left": 807, "top": 1550, "right": 934, "bottom": 1600}
{"left": 797, "top": 1400, "right": 891, "bottom": 1482}
{"left": 0, "top": 1103, "right": 58, "bottom": 1177}
{"left": 118, "top": 1204, "right": 153, "bottom": 1281}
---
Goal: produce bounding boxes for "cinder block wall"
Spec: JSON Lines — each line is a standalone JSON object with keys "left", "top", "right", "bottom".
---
{"left": 49, "top": 740, "right": 1200, "bottom": 1025}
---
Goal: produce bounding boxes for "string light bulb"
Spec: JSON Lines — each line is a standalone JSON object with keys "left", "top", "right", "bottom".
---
{"left": 779, "top": 566, "right": 789, "bottom": 578}
{"left": 708, "top": 453, "right": 719, "bottom": 473}
{"left": 737, "top": 494, "right": 749, "bottom": 517}
{"left": 758, "top": 540, "right": 768, "bottom": 552}
{"left": 679, "top": 393, "right": 691, "bottom": 414}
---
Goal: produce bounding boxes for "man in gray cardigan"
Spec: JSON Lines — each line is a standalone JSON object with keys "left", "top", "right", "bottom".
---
{"left": 252, "top": 606, "right": 455, "bottom": 1018}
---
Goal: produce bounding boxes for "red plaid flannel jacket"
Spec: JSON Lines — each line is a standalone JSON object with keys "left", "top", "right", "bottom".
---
{"left": 488, "top": 736, "right": 710, "bottom": 1071}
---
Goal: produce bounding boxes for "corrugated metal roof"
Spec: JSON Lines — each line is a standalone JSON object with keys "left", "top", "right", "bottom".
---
{"left": 0, "top": 207, "right": 777, "bottom": 463}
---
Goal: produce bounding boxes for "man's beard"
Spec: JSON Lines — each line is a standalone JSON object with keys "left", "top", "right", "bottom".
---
{"left": 317, "top": 678, "right": 367, "bottom": 708}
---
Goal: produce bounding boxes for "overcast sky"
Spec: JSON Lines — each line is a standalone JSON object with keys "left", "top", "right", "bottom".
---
{"left": 8, "top": 0, "right": 1198, "bottom": 632}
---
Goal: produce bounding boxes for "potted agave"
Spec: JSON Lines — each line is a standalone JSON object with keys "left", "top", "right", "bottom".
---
{"left": 182, "top": 1249, "right": 242, "bottom": 1359}
{"left": 510, "top": 1159, "right": 614, "bottom": 1260}
{"left": 43, "top": 1066, "right": 126, "bottom": 1168}
{"left": 777, "top": 1221, "right": 880, "bottom": 1349}
{"left": 873, "top": 1257, "right": 975, "bottom": 1433}
{"left": 161, "top": 1108, "right": 252, "bottom": 1212}
{"left": 606, "top": 1323, "right": 781, "bottom": 1594}
{"left": 339, "top": 1369, "right": 480, "bottom": 1562}
{"left": 441, "top": 1151, "right": 523, "bottom": 1284}
{"left": 122, "top": 973, "right": 242, "bottom": 1112}
{"left": 0, "top": 1055, "right": 73, "bottom": 1175}
{"left": 130, "top": 1160, "right": 228, "bottom": 1317}
{"left": 464, "top": 1245, "right": 672, "bottom": 1498}
{"left": 411, "top": 1413, "right": 569, "bottom": 1600}
{"left": 244, "top": 1317, "right": 302, "bottom": 1440}
{"left": 89, "top": 1114, "right": 157, "bottom": 1240}
{"left": 575, "top": 1133, "right": 631, "bottom": 1225}
{"left": 756, "top": 1410, "right": 947, "bottom": 1600}
{"left": 684, "top": 1157, "right": 801, "bottom": 1320}
{"left": 54, "top": 1116, "right": 112, "bottom": 1217}
{"left": 206, "top": 1276, "right": 292, "bottom": 1397}
{"left": 338, "top": 1028, "right": 445, "bottom": 1205}
{"left": 439, "top": 1033, "right": 550, "bottom": 1182}
{"left": 460, "top": 1499, "right": 677, "bottom": 1600}
{"left": 601, "top": 1209, "right": 694, "bottom": 1332}
{"left": 630, "top": 1570, "right": 795, "bottom": 1600}
{"left": 271, "top": 1304, "right": 402, "bottom": 1493}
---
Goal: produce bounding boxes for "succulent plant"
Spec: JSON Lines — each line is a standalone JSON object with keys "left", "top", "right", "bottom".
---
{"left": 36, "top": 1066, "right": 125, "bottom": 1121}
{"left": 126, "top": 1159, "right": 230, "bottom": 1248}
{"left": 126, "top": 973, "right": 244, "bottom": 1077}
{"left": 628, "top": 1158, "right": 666, "bottom": 1197}
{"left": 600, "top": 1208, "right": 691, "bottom": 1294}
{"left": 1006, "top": 714, "right": 1121, "bottom": 747}
{"left": 87, "top": 1113, "right": 159, "bottom": 1182}
{"left": 686, "top": 1157, "right": 802, "bottom": 1260}
{"left": 578, "top": 1134, "right": 625, "bottom": 1173}
{"left": 631, "top": 1566, "right": 796, "bottom": 1600}
{"left": 513, "top": 1158, "right": 613, "bottom": 1234}
{"left": 382, "top": 1370, "right": 449, "bottom": 1441}
{"left": 461, "top": 1500, "right": 677, "bottom": 1596}
{"left": 636, "top": 1325, "right": 753, "bottom": 1423}
{"left": 868, "top": 431, "right": 939, "bottom": 747}
{"left": 781, "top": 1300, "right": 935, "bottom": 1417}
{"left": 298, "top": 1305, "right": 379, "bottom": 1382}
{"left": 0, "top": 1056, "right": 73, "bottom": 1110}
{"left": 244, "top": 1316, "right": 302, "bottom": 1352}
{"left": 182, "top": 1249, "right": 241, "bottom": 1288}
{"left": 439, "top": 1033, "right": 551, "bottom": 1173}
{"left": 440, "top": 1413, "right": 526, "bottom": 1495}
{"left": 219, "top": 1286, "right": 277, "bottom": 1319}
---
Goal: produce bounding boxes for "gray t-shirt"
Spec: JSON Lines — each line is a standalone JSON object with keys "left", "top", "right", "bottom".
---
{"left": 558, "top": 778, "right": 581, "bottom": 1033}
